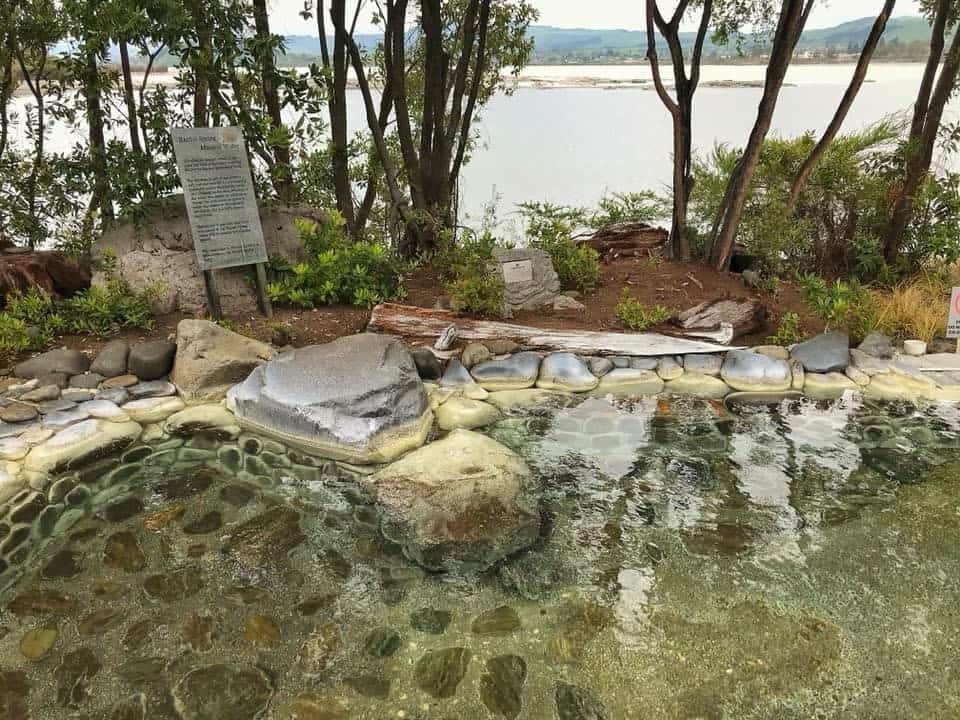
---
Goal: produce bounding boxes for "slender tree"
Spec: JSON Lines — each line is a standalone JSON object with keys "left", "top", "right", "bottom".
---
{"left": 252, "top": 0, "right": 294, "bottom": 200}
{"left": 646, "top": 0, "right": 713, "bottom": 260}
{"left": 883, "top": 0, "right": 960, "bottom": 262}
{"left": 786, "top": 0, "right": 896, "bottom": 212}
{"left": 708, "top": 0, "right": 814, "bottom": 271}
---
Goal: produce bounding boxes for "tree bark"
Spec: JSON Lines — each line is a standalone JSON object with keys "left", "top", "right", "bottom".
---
{"left": 883, "top": 0, "right": 960, "bottom": 263}
{"left": 708, "top": 0, "right": 812, "bottom": 271}
{"left": 118, "top": 38, "right": 142, "bottom": 155}
{"left": 0, "top": 23, "right": 13, "bottom": 162}
{"left": 786, "top": 0, "right": 895, "bottom": 212}
{"left": 252, "top": 0, "right": 294, "bottom": 201}
{"left": 646, "top": 0, "right": 711, "bottom": 261}
{"left": 84, "top": 47, "right": 113, "bottom": 222}
{"left": 15, "top": 49, "right": 45, "bottom": 248}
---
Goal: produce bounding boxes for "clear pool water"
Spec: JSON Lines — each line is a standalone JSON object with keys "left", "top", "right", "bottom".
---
{"left": 1, "top": 394, "right": 958, "bottom": 719}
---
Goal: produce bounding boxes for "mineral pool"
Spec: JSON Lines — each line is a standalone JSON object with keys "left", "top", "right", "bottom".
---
{"left": 0, "top": 393, "right": 958, "bottom": 719}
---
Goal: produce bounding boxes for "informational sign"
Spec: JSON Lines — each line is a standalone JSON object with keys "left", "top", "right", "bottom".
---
{"left": 501, "top": 260, "right": 534, "bottom": 284}
{"left": 170, "top": 127, "right": 268, "bottom": 271}
{"left": 948, "top": 287, "right": 960, "bottom": 339}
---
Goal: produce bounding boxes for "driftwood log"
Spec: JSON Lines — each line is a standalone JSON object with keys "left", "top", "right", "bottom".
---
{"left": 674, "top": 298, "right": 767, "bottom": 339}
{"left": 0, "top": 251, "right": 90, "bottom": 306}
{"left": 582, "top": 222, "right": 669, "bottom": 259}
{"left": 368, "top": 303, "right": 739, "bottom": 356}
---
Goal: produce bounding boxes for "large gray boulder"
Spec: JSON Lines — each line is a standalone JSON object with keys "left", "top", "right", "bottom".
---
{"left": 368, "top": 430, "right": 540, "bottom": 572}
{"left": 720, "top": 350, "right": 792, "bottom": 392}
{"left": 471, "top": 352, "right": 542, "bottom": 391}
{"left": 14, "top": 349, "right": 89, "bottom": 379}
{"left": 172, "top": 320, "right": 275, "bottom": 402}
{"left": 790, "top": 332, "right": 849, "bottom": 373}
{"left": 227, "top": 334, "right": 432, "bottom": 464}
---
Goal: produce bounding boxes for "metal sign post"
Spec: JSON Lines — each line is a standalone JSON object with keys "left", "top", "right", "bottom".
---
{"left": 947, "top": 286, "right": 960, "bottom": 353}
{"left": 170, "top": 126, "right": 272, "bottom": 320}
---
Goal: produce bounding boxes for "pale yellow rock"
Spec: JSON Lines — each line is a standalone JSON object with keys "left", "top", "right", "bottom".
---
{"left": 863, "top": 371, "right": 938, "bottom": 401}
{"left": 790, "top": 360, "right": 806, "bottom": 391}
{"left": 0, "top": 437, "right": 29, "bottom": 461}
{"left": 845, "top": 365, "right": 871, "bottom": 387}
{"left": 123, "top": 397, "right": 186, "bottom": 424}
{"left": 752, "top": 345, "right": 790, "bottom": 361}
{"left": 664, "top": 373, "right": 730, "bottom": 399}
{"left": 436, "top": 397, "right": 501, "bottom": 431}
{"left": 141, "top": 423, "right": 166, "bottom": 442}
{"left": 20, "top": 628, "right": 57, "bottom": 660}
{"left": 462, "top": 384, "right": 490, "bottom": 401}
{"left": 803, "top": 372, "right": 858, "bottom": 400}
{"left": 165, "top": 404, "right": 236, "bottom": 434}
{"left": 24, "top": 419, "right": 142, "bottom": 473}
{"left": 21, "top": 427, "right": 54, "bottom": 446}
{"left": 592, "top": 369, "right": 664, "bottom": 397}
{"left": 486, "top": 389, "right": 568, "bottom": 410}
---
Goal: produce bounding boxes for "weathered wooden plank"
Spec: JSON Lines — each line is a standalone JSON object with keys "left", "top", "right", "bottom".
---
{"left": 368, "top": 303, "right": 738, "bottom": 356}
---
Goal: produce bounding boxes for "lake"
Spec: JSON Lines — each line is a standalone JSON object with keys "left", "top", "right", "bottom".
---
{"left": 8, "top": 62, "right": 956, "bottom": 234}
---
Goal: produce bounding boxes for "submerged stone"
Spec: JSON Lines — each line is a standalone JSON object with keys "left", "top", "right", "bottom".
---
{"left": 410, "top": 607, "right": 452, "bottom": 635}
{"left": 19, "top": 628, "right": 58, "bottom": 660}
{"left": 143, "top": 567, "right": 203, "bottom": 601}
{"left": 436, "top": 397, "right": 501, "bottom": 431}
{"left": 480, "top": 655, "right": 527, "bottom": 719}
{"left": 78, "top": 608, "right": 122, "bottom": 636}
{"left": 103, "top": 531, "right": 146, "bottom": 572}
{"left": 363, "top": 627, "right": 402, "bottom": 657}
{"left": 369, "top": 430, "right": 540, "bottom": 573}
{"left": 537, "top": 353, "right": 599, "bottom": 392}
{"left": 171, "top": 664, "right": 272, "bottom": 720}
{"left": 224, "top": 506, "right": 305, "bottom": 566}
{"left": 42, "top": 549, "right": 82, "bottom": 579}
{"left": 24, "top": 419, "right": 142, "bottom": 473}
{"left": 299, "top": 622, "right": 340, "bottom": 673}
{"left": 55, "top": 647, "right": 101, "bottom": 707}
{"left": 289, "top": 692, "right": 350, "bottom": 720}
{"left": 414, "top": 647, "right": 472, "bottom": 698}
{"left": 555, "top": 682, "right": 607, "bottom": 720}
{"left": 346, "top": 675, "right": 392, "bottom": 699}
{"left": 593, "top": 368, "right": 663, "bottom": 396}
{"left": 244, "top": 614, "right": 281, "bottom": 647}
{"left": 227, "top": 334, "right": 432, "bottom": 464}
{"left": 471, "top": 352, "right": 542, "bottom": 391}
{"left": 182, "top": 511, "right": 222, "bottom": 534}
{"left": 472, "top": 605, "right": 522, "bottom": 635}
{"left": 8, "top": 588, "right": 75, "bottom": 616}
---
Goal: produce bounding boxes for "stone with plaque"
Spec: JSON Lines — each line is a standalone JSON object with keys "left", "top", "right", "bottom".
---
{"left": 171, "top": 126, "right": 271, "bottom": 317}
{"left": 492, "top": 248, "right": 560, "bottom": 317}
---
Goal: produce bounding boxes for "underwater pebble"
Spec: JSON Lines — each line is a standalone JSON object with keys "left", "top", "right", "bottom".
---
{"left": 471, "top": 605, "right": 522, "bottom": 635}
{"left": 19, "top": 627, "right": 58, "bottom": 660}
{"left": 414, "top": 647, "right": 472, "bottom": 699}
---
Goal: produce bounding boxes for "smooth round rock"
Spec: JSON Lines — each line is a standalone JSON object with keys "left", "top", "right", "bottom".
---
{"left": 593, "top": 369, "right": 663, "bottom": 396}
{"left": 436, "top": 398, "right": 501, "bottom": 431}
{"left": 720, "top": 350, "right": 792, "bottom": 392}
{"left": 127, "top": 341, "right": 176, "bottom": 381}
{"left": 537, "top": 353, "right": 599, "bottom": 392}
{"left": 0, "top": 404, "right": 38, "bottom": 424}
{"left": 123, "top": 397, "right": 185, "bottom": 424}
{"left": 171, "top": 664, "right": 272, "bottom": 720}
{"left": 20, "top": 628, "right": 58, "bottom": 659}
{"left": 664, "top": 373, "right": 731, "bottom": 399}
{"left": 471, "top": 352, "right": 542, "bottom": 391}
{"left": 790, "top": 332, "right": 850, "bottom": 373}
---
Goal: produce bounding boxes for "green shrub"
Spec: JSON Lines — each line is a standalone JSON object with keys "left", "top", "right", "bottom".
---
{"left": 799, "top": 274, "right": 877, "bottom": 341}
{"left": 0, "top": 281, "right": 157, "bottom": 354}
{"left": 518, "top": 201, "right": 600, "bottom": 292}
{"left": 266, "top": 213, "right": 404, "bottom": 309}
{"left": 591, "top": 191, "right": 668, "bottom": 227}
{"left": 615, "top": 289, "right": 673, "bottom": 330}
{"left": 766, "top": 312, "right": 808, "bottom": 346}
{"left": 435, "top": 229, "right": 506, "bottom": 316}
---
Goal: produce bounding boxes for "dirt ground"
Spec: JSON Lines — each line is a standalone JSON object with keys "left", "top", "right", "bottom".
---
{"left": 16, "top": 257, "right": 824, "bottom": 368}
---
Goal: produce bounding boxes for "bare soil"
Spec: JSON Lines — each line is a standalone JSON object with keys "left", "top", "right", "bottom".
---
{"left": 8, "top": 257, "right": 823, "bottom": 369}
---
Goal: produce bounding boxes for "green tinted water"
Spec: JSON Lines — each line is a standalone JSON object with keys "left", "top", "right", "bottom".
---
{"left": 0, "top": 395, "right": 958, "bottom": 719}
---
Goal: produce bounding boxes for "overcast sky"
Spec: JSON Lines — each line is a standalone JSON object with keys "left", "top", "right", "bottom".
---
{"left": 270, "top": 0, "right": 924, "bottom": 35}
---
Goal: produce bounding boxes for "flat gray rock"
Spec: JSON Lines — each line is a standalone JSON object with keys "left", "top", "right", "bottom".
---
{"left": 857, "top": 332, "right": 894, "bottom": 359}
{"left": 61, "top": 389, "right": 95, "bottom": 404}
{"left": 14, "top": 348, "right": 90, "bottom": 379}
{"left": 128, "top": 340, "right": 176, "bottom": 381}
{"left": 411, "top": 347, "right": 443, "bottom": 381}
{"left": 68, "top": 373, "right": 105, "bottom": 389}
{"left": 587, "top": 357, "right": 614, "bottom": 377}
{"left": 95, "top": 388, "right": 130, "bottom": 405}
{"left": 720, "top": 350, "right": 792, "bottom": 392}
{"left": 20, "top": 385, "right": 61, "bottom": 402}
{"left": 90, "top": 339, "right": 130, "bottom": 377}
{"left": 472, "top": 352, "right": 542, "bottom": 391}
{"left": 43, "top": 407, "right": 92, "bottom": 430}
{"left": 0, "top": 403, "right": 38, "bottom": 424}
{"left": 38, "top": 399, "right": 77, "bottom": 415}
{"left": 537, "top": 353, "right": 598, "bottom": 392}
{"left": 128, "top": 380, "right": 177, "bottom": 399}
{"left": 440, "top": 357, "right": 475, "bottom": 387}
{"left": 629, "top": 357, "right": 659, "bottom": 371}
{"left": 227, "top": 334, "right": 432, "bottom": 464}
{"left": 683, "top": 354, "right": 723, "bottom": 377}
{"left": 790, "top": 332, "right": 849, "bottom": 373}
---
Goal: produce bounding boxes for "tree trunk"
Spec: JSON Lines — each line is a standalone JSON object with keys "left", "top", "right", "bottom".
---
{"left": 883, "top": 0, "right": 960, "bottom": 263}
{"left": 709, "top": 0, "right": 811, "bottom": 271}
{"left": 646, "top": 0, "right": 711, "bottom": 261}
{"left": 118, "top": 38, "right": 142, "bottom": 155}
{"left": 84, "top": 48, "right": 113, "bottom": 222}
{"left": 15, "top": 51, "right": 45, "bottom": 249}
{"left": 251, "top": 0, "right": 294, "bottom": 201}
{"left": 0, "top": 26, "right": 13, "bottom": 162}
{"left": 192, "top": 4, "right": 211, "bottom": 127}
{"left": 787, "top": 0, "right": 895, "bottom": 212}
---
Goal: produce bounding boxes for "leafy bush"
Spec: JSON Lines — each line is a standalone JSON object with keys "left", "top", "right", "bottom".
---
{"left": 688, "top": 123, "right": 960, "bottom": 280}
{"left": 266, "top": 213, "right": 403, "bottom": 309}
{"left": 435, "top": 229, "right": 506, "bottom": 316}
{"left": 766, "top": 312, "right": 808, "bottom": 346}
{"left": 799, "top": 274, "right": 877, "bottom": 341}
{"left": 0, "top": 281, "right": 157, "bottom": 354}
{"left": 591, "top": 191, "right": 668, "bottom": 227}
{"left": 517, "top": 202, "right": 600, "bottom": 292}
{"left": 615, "top": 289, "right": 673, "bottom": 330}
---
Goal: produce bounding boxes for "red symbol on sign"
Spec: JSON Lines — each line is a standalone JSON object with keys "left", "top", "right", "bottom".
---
{"left": 954, "top": 290, "right": 960, "bottom": 316}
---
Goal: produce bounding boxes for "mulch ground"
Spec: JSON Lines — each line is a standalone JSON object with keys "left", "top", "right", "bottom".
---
{"left": 7, "top": 257, "right": 824, "bottom": 369}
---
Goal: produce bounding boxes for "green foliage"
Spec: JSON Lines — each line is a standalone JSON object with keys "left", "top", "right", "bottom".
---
{"left": 766, "top": 312, "right": 808, "bottom": 346}
{"left": 590, "top": 191, "right": 668, "bottom": 227}
{"left": 799, "top": 274, "right": 877, "bottom": 340}
{"left": 688, "top": 123, "right": 960, "bottom": 280}
{"left": 0, "top": 281, "right": 156, "bottom": 354}
{"left": 615, "top": 289, "right": 673, "bottom": 330}
{"left": 435, "top": 229, "right": 506, "bottom": 316}
{"left": 265, "top": 213, "right": 403, "bottom": 309}
{"left": 517, "top": 201, "right": 600, "bottom": 293}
